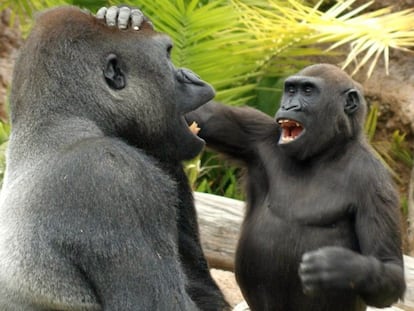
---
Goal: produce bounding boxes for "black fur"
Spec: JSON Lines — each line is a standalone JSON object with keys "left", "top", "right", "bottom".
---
{"left": 187, "top": 64, "right": 405, "bottom": 311}
{"left": 0, "top": 6, "right": 227, "bottom": 311}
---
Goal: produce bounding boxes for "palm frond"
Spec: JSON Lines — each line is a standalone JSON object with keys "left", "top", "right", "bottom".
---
{"left": 2, "top": 0, "right": 110, "bottom": 28}
{"left": 232, "top": 0, "right": 414, "bottom": 77}
{"left": 0, "top": 0, "right": 37, "bottom": 19}
{"left": 122, "top": 0, "right": 269, "bottom": 103}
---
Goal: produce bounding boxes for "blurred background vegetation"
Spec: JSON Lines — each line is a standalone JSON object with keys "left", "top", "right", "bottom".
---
{"left": 0, "top": 0, "right": 413, "bottom": 203}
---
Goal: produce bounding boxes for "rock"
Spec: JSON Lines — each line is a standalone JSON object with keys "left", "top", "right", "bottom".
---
{"left": 356, "top": 52, "right": 414, "bottom": 134}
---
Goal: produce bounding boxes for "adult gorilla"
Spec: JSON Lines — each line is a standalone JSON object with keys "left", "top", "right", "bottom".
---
{"left": 0, "top": 6, "right": 228, "bottom": 311}
{"left": 96, "top": 7, "right": 230, "bottom": 311}
{"left": 188, "top": 64, "right": 405, "bottom": 311}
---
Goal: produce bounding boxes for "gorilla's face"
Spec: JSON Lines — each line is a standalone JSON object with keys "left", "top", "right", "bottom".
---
{"left": 275, "top": 64, "right": 363, "bottom": 161}
{"left": 101, "top": 27, "right": 215, "bottom": 160}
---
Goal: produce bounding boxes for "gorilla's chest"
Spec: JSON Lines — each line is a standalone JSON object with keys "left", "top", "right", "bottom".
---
{"left": 263, "top": 157, "right": 354, "bottom": 227}
{"left": 239, "top": 159, "right": 357, "bottom": 282}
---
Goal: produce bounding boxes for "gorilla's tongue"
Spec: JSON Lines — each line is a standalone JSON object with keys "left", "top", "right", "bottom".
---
{"left": 278, "top": 119, "right": 303, "bottom": 143}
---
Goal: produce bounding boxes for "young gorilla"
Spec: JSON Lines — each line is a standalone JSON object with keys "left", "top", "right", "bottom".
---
{"left": 0, "top": 6, "right": 227, "bottom": 311}
{"left": 187, "top": 64, "right": 406, "bottom": 311}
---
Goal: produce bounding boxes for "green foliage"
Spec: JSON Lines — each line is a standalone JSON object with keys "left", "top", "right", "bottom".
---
{"left": 118, "top": 0, "right": 264, "bottom": 104}
{"left": 2, "top": 0, "right": 413, "bottom": 198}
{"left": 391, "top": 131, "right": 414, "bottom": 167}
{"left": 247, "top": 76, "right": 284, "bottom": 116}
{"left": 70, "top": 0, "right": 108, "bottom": 11}
{"left": 0, "top": 122, "right": 10, "bottom": 145}
{"left": 1, "top": 0, "right": 111, "bottom": 34}
{"left": 364, "top": 104, "right": 413, "bottom": 185}
{"left": 364, "top": 104, "right": 378, "bottom": 142}
{"left": 0, "top": 122, "right": 10, "bottom": 187}
{"left": 185, "top": 151, "right": 244, "bottom": 200}
{"left": 1, "top": 0, "right": 110, "bottom": 14}
{"left": 236, "top": 0, "right": 414, "bottom": 77}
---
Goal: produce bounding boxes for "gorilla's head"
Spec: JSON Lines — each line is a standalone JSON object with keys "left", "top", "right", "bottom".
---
{"left": 275, "top": 63, "right": 366, "bottom": 161}
{"left": 11, "top": 6, "right": 214, "bottom": 161}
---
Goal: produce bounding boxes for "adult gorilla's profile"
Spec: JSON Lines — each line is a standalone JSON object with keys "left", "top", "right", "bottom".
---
{"left": 0, "top": 6, "right": 227, "bottom": 311}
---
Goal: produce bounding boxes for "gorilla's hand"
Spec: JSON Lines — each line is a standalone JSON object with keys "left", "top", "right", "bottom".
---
{"left": 96, "top": 6, "right": 149, "bottom": 30}
{"left": 299, "top": 246, "right": 371, "bottom": 296}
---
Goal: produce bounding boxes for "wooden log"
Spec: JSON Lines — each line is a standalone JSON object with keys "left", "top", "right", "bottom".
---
{"left": 194, "top": 191, "right": 244, "bottom": 271}
{"left": 194, "top": 192, "right": 414, "bottom": 310}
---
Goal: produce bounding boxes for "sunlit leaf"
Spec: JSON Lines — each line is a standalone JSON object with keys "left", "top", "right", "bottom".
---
{"left": 233, "top": 0, "right": 414, "bottom": 77}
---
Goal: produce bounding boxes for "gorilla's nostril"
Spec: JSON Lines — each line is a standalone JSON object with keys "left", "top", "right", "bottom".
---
{"left": 177, "top": 69, "right": 203, "bottom": 85}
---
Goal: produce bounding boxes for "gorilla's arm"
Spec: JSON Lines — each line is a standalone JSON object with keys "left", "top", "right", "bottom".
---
{"left": 299, "top": 158, "right": 405, "bottom": 308}
{"left": 186, "top": 101, "right": 279, "bottom": 163}
{"left": 353, "top": 172, "right": 405, "bottom": 307}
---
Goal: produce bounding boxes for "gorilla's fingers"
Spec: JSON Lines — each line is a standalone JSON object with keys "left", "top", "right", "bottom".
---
{"left": 118, "top": 7, "right": 131, "bottom": 30}
{"left": 106, "top": 6, "right": 119, "bottom": 27}
{"left": 131, "top": 9, "right": 144, "bottom": 30}
{"left": 96, "top": 7, "right": 107, "bottom": 20}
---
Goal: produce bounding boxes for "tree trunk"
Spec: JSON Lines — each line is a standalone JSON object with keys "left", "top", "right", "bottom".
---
{"left": 195, "top": 191, "right": 244, "bottom": 271}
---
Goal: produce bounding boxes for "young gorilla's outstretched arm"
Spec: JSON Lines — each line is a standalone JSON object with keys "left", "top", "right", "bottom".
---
{"left": 186, "top": 101, "right": 279, "bottom": 163}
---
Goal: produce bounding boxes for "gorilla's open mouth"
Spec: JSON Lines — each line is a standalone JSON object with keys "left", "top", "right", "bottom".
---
{"left": 277, "top": 119, "right": 304, "bottom": 144}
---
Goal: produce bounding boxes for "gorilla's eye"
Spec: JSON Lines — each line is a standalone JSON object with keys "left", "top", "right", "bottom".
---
{"left": 302, "top": 83, "right": 314, "bottom": 95}
{"left": 286, "top": 85, "right": 296, "bottom": 95}
{"left": 166, "top": 44, "right": 173, "bottom": 59}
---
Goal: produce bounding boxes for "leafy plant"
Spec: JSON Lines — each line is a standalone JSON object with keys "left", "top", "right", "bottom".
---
{"left": 185, "top": 151, "right": 244, "bottom": 200}
{"left": 233, "top": 0, "right": 414, "bottom": 78}
{"left": 391, "top": 131, "right": 414, "bottom": 168}
{"left": 1, "top": 0, "right": 110, "bottom": 35}
{"left": 0, "top": 122, "right": 10, "bottom": 187}
{"left": 0, "top": 0, "right": 108, "bottom": 17}
{"left": 2, "top": 0, "right": 413, "bottom": 198}
{"left": 117, "top": 0, "right": 267, "bottom": 104}
{"left": 364, "top": 104, "right": 413, "bottom": 185}
{"left": 364, "top": 103, "right": 378, "bottom": 142}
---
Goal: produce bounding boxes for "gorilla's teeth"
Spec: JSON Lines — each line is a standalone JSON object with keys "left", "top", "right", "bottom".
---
{"left": 277, "top": 119, "right": 302, "bottom": 128}
{"left": 281, "top": 136, "right": 294, "bottom": 143}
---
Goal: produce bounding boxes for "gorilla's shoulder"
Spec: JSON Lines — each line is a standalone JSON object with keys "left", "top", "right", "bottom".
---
{"left": 347, "top": 142, "right": 395, "bottom": 190}
{"left": 60, "top": 137, "right": 156, "bottom": 169}
{"left": 43, "top": 137, "right": 174, "bottom": 195}
{"left": 11, "top": 137, "right": 177, "bottom": 211}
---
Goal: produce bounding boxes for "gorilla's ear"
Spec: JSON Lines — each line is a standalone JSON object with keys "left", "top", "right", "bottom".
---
{"left": 344, "top": 89, "right": 360, "bottom": 115}
{"left": 104, "top": 54, "right": 126, "bottom": 90}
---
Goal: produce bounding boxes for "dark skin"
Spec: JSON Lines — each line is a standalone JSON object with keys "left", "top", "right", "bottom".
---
{"left": 0, "top": 6, "right": 228, "bottom": 310}
{"left": 187, "top": 64, "right": 405, "bottom": 311}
